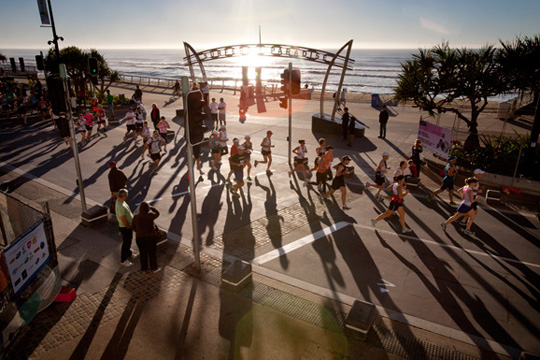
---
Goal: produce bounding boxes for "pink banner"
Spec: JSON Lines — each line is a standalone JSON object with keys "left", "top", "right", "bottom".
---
{"left": 417, "top": 118, "right": 452, "bottom": 157}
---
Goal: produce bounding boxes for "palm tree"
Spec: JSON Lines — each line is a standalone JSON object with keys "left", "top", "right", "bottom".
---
{"left": 88, "top": 49, "right": 120, "bottom": 101}
{"left": 499, "top": 34, "right": 540, "bottom": 145}
{"left": 395, "top": 42, "right": 507, "bottom": 150}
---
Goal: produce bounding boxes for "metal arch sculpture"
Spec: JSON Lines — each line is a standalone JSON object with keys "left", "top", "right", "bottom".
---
{"left": 183, "top": 40, "right": 354, "bottom": 120}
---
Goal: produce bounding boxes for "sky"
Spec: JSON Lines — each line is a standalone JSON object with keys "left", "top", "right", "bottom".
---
{"left": 0, "top": 0, "right": 539, "bottom": 51}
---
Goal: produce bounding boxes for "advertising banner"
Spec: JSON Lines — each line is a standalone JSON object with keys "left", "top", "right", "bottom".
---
{"left": 37, "top": 0, "right": 50, "bottom": 25}
{"left": 4, "top": 221, "right": 50, "bottom": 296}
{"left": 417, "top": 118, "right": 452, "bottom": 158}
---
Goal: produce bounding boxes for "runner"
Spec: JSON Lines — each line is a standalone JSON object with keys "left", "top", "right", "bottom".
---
{"left": 95, "top": 104, "right": 107, "bottom": 135}
{"left": 218, "top": 125, "right": 228, "bottom": 156}
{"left": 76, "top": 114, "right": 86, "bottom": 143}
{"left": 314, "top": 149, "right": 329, "bottom": 193}
{"left": 441, "top": 177, "right": 479, "bottom": 235}
{"left": 371, "top": 175, "right": 413, "bottom": 233}
{"left": 393, "top": 161, "right": 408, "bottom": 182}
{"left": 460, "top": 169, "right": 485, "bottom": 226}
{"left": 229, "top": 145, "right": 246, "bottom": 198}
{"left": 157, "top": 116, "right": 170, "bottom": 152}
{"left": 145, "top": 130, "right": 166, "bottom": 176}
{"left": 106, "top": 89, "right": 115, "bottom": 120}
{"left": 209, "top": 130, "right": 221, "bottom": 171}
{"left": 320, "top": 155, "right": 353, "bottom": 210}
{"left": 135, "top": 106, "right": 145, "bottom": 141}
{"left": 366, "top": 152, "right": 391, "bottom": 200}
{"left": 289, "top": 139, "right": 309, "bottom": 186}
{"left": 140, "top": 121, "right": 151, "bottom": 158}
{"left": 83, "top": 109, "right": 94, "bottom": 141}
{"left": 242, "top": 135, "right": 253, "bottom": 181}
{"left": 254, "top": 130, "right": 274, "bottom": 173}
{"left": 226, "top": 138, "right": 240, "bottom": 184}
{"left": 428, "top": 156, "right": 458, "bottom": 205}
{"left": 120, "top": 107, "right": 137, "bottom": 142}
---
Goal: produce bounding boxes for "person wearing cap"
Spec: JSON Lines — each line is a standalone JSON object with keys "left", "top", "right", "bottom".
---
{"left": 120, "top": 107, "right": 137, "bottom": 142}
{"left": 371, "top": 175, "right": 413, "bottom": 233}
{"left": 441, "top": 177, "right": 479, "bottom": 236}
{"left": 157, "top": 116, "right": 170, "bottom": 152}
{"left": 229, "top": 145, "right": 246, "bottom": 197}
{"left": 242, "top": 135, "right": 253, "bottom": 181}
{"left": 366, "top": 152, "right": 391, "bottom": 200}
{"left": 321, "top": 155, "right": 353, "bottom": 210}
{"left": 289, "top": 139, "right": 309, "bottom": 187}
{"left": 218, "top": 97, "right": 226, "bottom": 126}
{"left": 108, "top": 161, "right": 127, "bottom": 214}
{"left": 209, "top": 97, "right": 219, "bottom": 130}
{"left": 209, "top": 130, "right": 221, "bottom": 171}
{"left": 226, "top": 138, "right": 241, "bottom": 183}
{"left": 459, "top": 169, "right": 485, "bottom": 226}
{"left": 219, "top": 125, "right": 229, "bottom": 155}
{"left": 428, "top": 156, "right": 458, "bottom": 205}
{"left": 254, "top": 130, "right": 274, "bottom": 173}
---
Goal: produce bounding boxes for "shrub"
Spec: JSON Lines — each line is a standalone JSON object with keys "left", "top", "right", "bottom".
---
{"left": 450, "top": 133, "right": 540, "bottom": 180}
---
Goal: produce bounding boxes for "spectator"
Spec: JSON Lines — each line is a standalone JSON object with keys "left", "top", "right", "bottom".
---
{"left": 115, "top": 189, "right": 139, "bottom": 267}
{"left": 132, "top": 202, "right": 162, "bottom": 273}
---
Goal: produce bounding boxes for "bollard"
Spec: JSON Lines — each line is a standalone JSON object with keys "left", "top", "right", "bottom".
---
{"left": 81, "top": 205, "right": 108, "bottom": 227}
{"left": 221, "top": 260, "right": 252, "bottom": 293}
{"left": 345, "top": 300, "right": 376, "bottom": 340}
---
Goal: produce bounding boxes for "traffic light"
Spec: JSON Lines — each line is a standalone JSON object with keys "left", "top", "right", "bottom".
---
{"left": 187, "top": 90, "right": 207, "bottom": 143}
{"left": 279, "top": 96, "right": 288, "bottom": 109}
{"left": 291, "top": 69, "right": 301, "bottom": 95}
{"left": 35, "top": 55, "right": 44, "bottom": 70}
{"left": 88, "top": 57, "right": 98, "bottom": 76}
{"left": 280, "top": 69, "right": 290, "bottom": 94}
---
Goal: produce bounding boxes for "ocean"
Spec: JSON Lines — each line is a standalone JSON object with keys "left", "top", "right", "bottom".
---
{"left": 1, "top": 48, "right": 414, "bottom": 95}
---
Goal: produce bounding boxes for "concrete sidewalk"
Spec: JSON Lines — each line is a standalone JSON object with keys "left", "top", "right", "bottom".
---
{"left": 2, "top": 176, "right": 495, "bottom": 360}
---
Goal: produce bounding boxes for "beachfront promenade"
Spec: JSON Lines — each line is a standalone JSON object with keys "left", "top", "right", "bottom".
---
{"left": 1, "top": 83, "right": 539, "bottom": 359}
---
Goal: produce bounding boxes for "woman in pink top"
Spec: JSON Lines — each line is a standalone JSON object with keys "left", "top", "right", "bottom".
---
{"left": 83, "top": 109, "right": 94, "bottom": 140}
{"left": 157, "top": 116, "right": 170, "bottom": 152}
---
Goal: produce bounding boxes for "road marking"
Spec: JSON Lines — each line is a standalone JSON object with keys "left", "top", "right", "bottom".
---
{"left": 352, "top": 223, "right": 540, "bottom": 269}
{"left": 253, "top": 221, "right": 349, "bottom": 265}
{"left": 377, "top": 278, "right": 395, "bottom": 293}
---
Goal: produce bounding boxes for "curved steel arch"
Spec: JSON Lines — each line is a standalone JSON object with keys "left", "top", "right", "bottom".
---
{"left": 183, "top": 40, "right": 354, "bottom": 120}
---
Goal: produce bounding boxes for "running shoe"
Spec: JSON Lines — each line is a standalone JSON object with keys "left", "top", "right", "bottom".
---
{"left": 342, "top": 206, "right": 351, "bottom": 210}
{"left": 254, "top": 161, "right": 258, "bottom": 167}
{"left": 121, "top": 260, "right": 133, "bottom": 267}
{"left": 303, "top": 180, "right": 308, "bottom": 187}
{"left": 440, "top": 223, "right": 447, "bottom": 231}
{"left": 449, "top": 201, "right": 458, "bottom": 206}
{"left": 152, "top": 171, "right": 158, "bottom": 176}
{"left": 402, "top": 227, "right": 413, "bottom": 234}
{"left": 463, "top": 229, "right": 475, "bottom": 236}
{"left": 130, "top": 251, "right": 139, "bottom": 259}
{"left": 288, "top": 171, "right": 292, "bottom": 178}
{"left": 365, "top": 182, "right": 370, "bottom": 187}
{"left": 152, "top": 266, "right": 163, "bottom": 273}
{"left": 427, "top": 194, "right": 432, "bottom": 203}
{"left": 318, "top": 195, "right": 324, "bottom": 203}
{"left": 371, "top": 219, "right": 377, "bottom": 227}
{"left": 247, "top": 176, "right": 252, "bottom": 181}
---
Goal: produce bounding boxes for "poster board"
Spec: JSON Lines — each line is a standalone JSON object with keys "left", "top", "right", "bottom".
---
{"left": 417, "top": 118, "right": 452, "bottom": 158}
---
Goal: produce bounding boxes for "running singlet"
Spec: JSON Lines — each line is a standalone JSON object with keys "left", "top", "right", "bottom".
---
{"left": 443, "top": 164, "right": 455, "bottom": 181}
{"left": 261, "top": 137, "right": 271, "bottom": 152}
{"left": 124, "top": 112, "right": 135, "bottom": 125}
{"left": 391, "top": 183, "right": 403, "bottom": 203}
{"left": 159, "top": 122, "right": 168, "bottom": 134}
{"left": 461, "top": 186, "right": 473, "bottom": 206}
{"left": 147, "top": 137, "right": 162, "bottom": 154}
{"left": 295, "top": 145, "right": 307, "bottom": 159}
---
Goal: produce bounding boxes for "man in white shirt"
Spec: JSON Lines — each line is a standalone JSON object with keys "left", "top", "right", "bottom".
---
{"left": 145, "top": 130, "right": 166, "bottom": 175}
{"left": 209, "top": 97, "right": 219, "bottom": 130}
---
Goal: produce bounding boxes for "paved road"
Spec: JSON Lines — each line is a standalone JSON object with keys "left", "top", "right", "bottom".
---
{"left": 1, "top": 88, "right": 539, "bottom": 357}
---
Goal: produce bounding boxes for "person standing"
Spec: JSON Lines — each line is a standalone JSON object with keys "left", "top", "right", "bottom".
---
{"left": 115, "top": 188, "right": 139, "bottom": 267}
{"left": 108, "top": 161, "right": 127, "bottom": 214}
{"left": 340, "top": 88, "right": 347, "bottom": 108}
{"left": 203, "top": 82, "right": 210, "bottom": 106}
{"left": 366, "top": 152, "right": 391, "bottom": 200}
{"left": 150, "top": 103, "right": 160, "bottom": 130}
{"left": 347, "top": 115, "right": 357, "bottom": 147}
{"left": 321, "top": 155, "right": 353, "bottom": 210}
{"left": 106, "top": 90, "right": 115, "bottom": 120}
{"left": 341, "top": 107, "right": 350, "bottom": 141}
{"left": 371, "top": 175, "right": 413, "bottom": 233}
{"left": 131, "top": 202, "right": 162, "bottom": 273}
{"left": 378, "top": 105, "right": 389, "bottom": 139}
{"left": 133, "top": 85, "right": 143, "bottom": 103}
{"left": 218, "top": 97, "right": 226, "bottom": 126}
{"left": 157, "top": 116, "right": 170, "bottom": 152}
{"left": 254, "top": 130, "right": 274, "bottom": 173}
{"left": 145, "top": 130, "right": 166, "bottom": 176}
{"left": 411, "top": 139, "right": 423, "bottom": 177}
{"left": 173, "top": 80, "right": 181, "bottom": 97}
{"left": 209, "top": 97, "right": 219, "bottom": 130}
{"left": 428, "top": 156, "right": 458, "bottom": 205}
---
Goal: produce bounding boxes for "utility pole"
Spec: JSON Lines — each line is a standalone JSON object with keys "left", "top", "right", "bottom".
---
{"left": 288, "top": 62, "right": 293, "bottom": 165}
{"left": 45, "top": 0, "right": 63, "bottom": 58}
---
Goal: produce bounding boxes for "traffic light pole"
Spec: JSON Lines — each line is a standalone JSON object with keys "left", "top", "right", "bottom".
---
{"left": 184, "top": 90, "right": 201, "bottom": 272}
{"left": 59, "top": 64, "right": 87, "bottom": 212}
{"left": 288, "top": 62, "right": 293, "bottom": 165}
